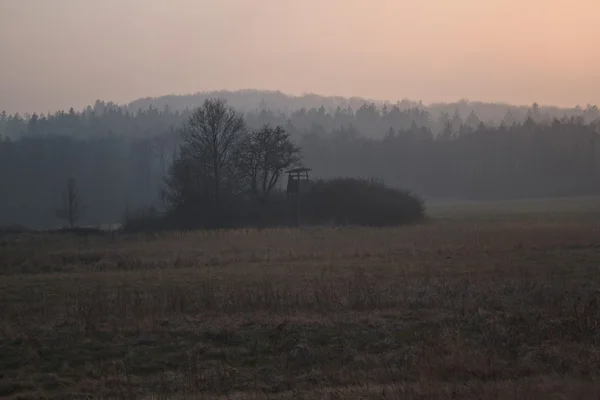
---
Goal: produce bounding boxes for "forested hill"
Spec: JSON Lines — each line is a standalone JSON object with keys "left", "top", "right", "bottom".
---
{"left": 127, "top": 89, "right": 600, "bottom": 127}
{"left": 127, "top": 90, "right": 380, "bottom": 116}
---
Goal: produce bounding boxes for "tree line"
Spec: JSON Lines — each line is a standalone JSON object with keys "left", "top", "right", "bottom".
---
{"left": 2, "top": 92, "right": 600, "bottom": 141}
{"left": 1, "top": 94, "right": 599, "bottom": 228}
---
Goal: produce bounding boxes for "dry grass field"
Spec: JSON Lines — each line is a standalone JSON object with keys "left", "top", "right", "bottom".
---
{"left": 2, "top": 200, "right": 600, "bottom": 399}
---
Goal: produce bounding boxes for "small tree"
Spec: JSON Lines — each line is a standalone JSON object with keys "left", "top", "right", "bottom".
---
{"left": 237, "top": 124, "right": 302, "bottom": 202}
{"left": 56, "top": 177, "right": 82, "bottom": 228}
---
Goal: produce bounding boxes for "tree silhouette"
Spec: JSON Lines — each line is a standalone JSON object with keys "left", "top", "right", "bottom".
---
{"left": 56, "top": 177, "right": 82, "bottom": 228}
{"left": 179, "top": 98, "right": 246, "bottom": 206}
{"left": 237, "top": 124, "right": 302, "bottom": 202}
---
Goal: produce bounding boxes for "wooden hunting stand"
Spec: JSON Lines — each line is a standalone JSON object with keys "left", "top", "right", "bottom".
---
{"left": 286, "top": 168, "right": 312, "bottom": 226}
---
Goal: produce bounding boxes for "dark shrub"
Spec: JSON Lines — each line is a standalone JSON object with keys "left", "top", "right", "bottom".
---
{"left": 0, "top": 224, "right": 29, "bottom": 235}
{"left": 122, "top": 181, "right": 425, "bottom": 232}
{"left": 236, "top": 191, "right": 291, "bottom": 227}
{"left": 52, "top": 227, "right": 106, "bottom": 236}
{"left": 301, "top": 178, "right": 425, "bottom": 226}
{"left": 121, "top": 206, "right": 167, "bottom": 233}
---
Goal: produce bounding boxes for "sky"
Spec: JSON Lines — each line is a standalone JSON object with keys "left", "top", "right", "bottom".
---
{"left": 1, "top": 0, "right": 599, "bottom": 114}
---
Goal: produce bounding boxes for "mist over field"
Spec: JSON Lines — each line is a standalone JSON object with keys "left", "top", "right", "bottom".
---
{"left": 2, "top": 1, "right": 600, "bottom": 230}
{"left": 1, "top": 88, "right": 599, "bottom": 229}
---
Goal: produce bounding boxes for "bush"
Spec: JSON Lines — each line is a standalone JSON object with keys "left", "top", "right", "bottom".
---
{"left": 121, "top": 206, "right": 167, "bottom": 233}
{"left": 53, "top": 227, "right": 106, "bottom": 236}
{"left": 0, "top": 224, "right": 29, "bottom": 235}
{"left": 122, "top": 180, "right": 425, "bottom": 232}
{"left": 301, "top": 178, "right": 425, "bottom": 227}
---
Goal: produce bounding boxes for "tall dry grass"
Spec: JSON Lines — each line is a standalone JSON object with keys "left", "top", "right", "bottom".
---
{"left": 1, "top": 218, "right": 600, "bottom": 398}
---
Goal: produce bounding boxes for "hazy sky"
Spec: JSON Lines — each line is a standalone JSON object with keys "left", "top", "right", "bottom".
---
{"left": 1, "top": 0, "right": 599, "bottom": 113}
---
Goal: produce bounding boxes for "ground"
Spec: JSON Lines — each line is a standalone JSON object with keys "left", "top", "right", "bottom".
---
{"left": 1, "top": 198, "right": 600, "bottom": 399}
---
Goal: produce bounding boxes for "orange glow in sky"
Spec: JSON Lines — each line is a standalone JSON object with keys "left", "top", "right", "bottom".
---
{"left": 1, "top": 0, "right": 599, "bottom": 113}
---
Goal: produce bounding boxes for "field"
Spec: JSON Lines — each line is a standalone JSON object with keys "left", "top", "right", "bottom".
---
{"left": 2, "top": 199, "right": 600, "bottom": 399}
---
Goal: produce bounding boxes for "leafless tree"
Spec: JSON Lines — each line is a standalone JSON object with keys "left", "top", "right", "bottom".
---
{"left": 180, "top": 98, "right": 246, "bottom": 205}
{"left": 56, "top": 177, "right": 82, "bottom": 228}
{"left": 236, "top": 124, "right": 302, "bottom": 202}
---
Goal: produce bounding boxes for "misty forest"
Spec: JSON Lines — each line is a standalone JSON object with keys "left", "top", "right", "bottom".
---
{"left": 1, "top": 90, "right": 600, "bottom": 229}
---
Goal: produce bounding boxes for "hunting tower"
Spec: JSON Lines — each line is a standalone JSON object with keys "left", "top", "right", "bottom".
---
{"left": 286, "top": 168, "right": 312, "bottom": 225}
{"left": 286, "top": 168, "right": 312, "bottom": 197}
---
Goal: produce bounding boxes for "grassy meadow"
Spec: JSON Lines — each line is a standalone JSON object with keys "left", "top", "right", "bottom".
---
{"left": 2, "top": 198, "right": 600, "bottom": 399}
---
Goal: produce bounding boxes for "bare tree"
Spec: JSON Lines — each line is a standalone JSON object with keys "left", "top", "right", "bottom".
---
{"left": 56, "top": 177, "right": 82, "bottom": 228}
{"left": 237, "top": 124, "right": 302, "bottom": 202}
{"left": 180, "top": 98, "right": 246, "bottom": 206}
